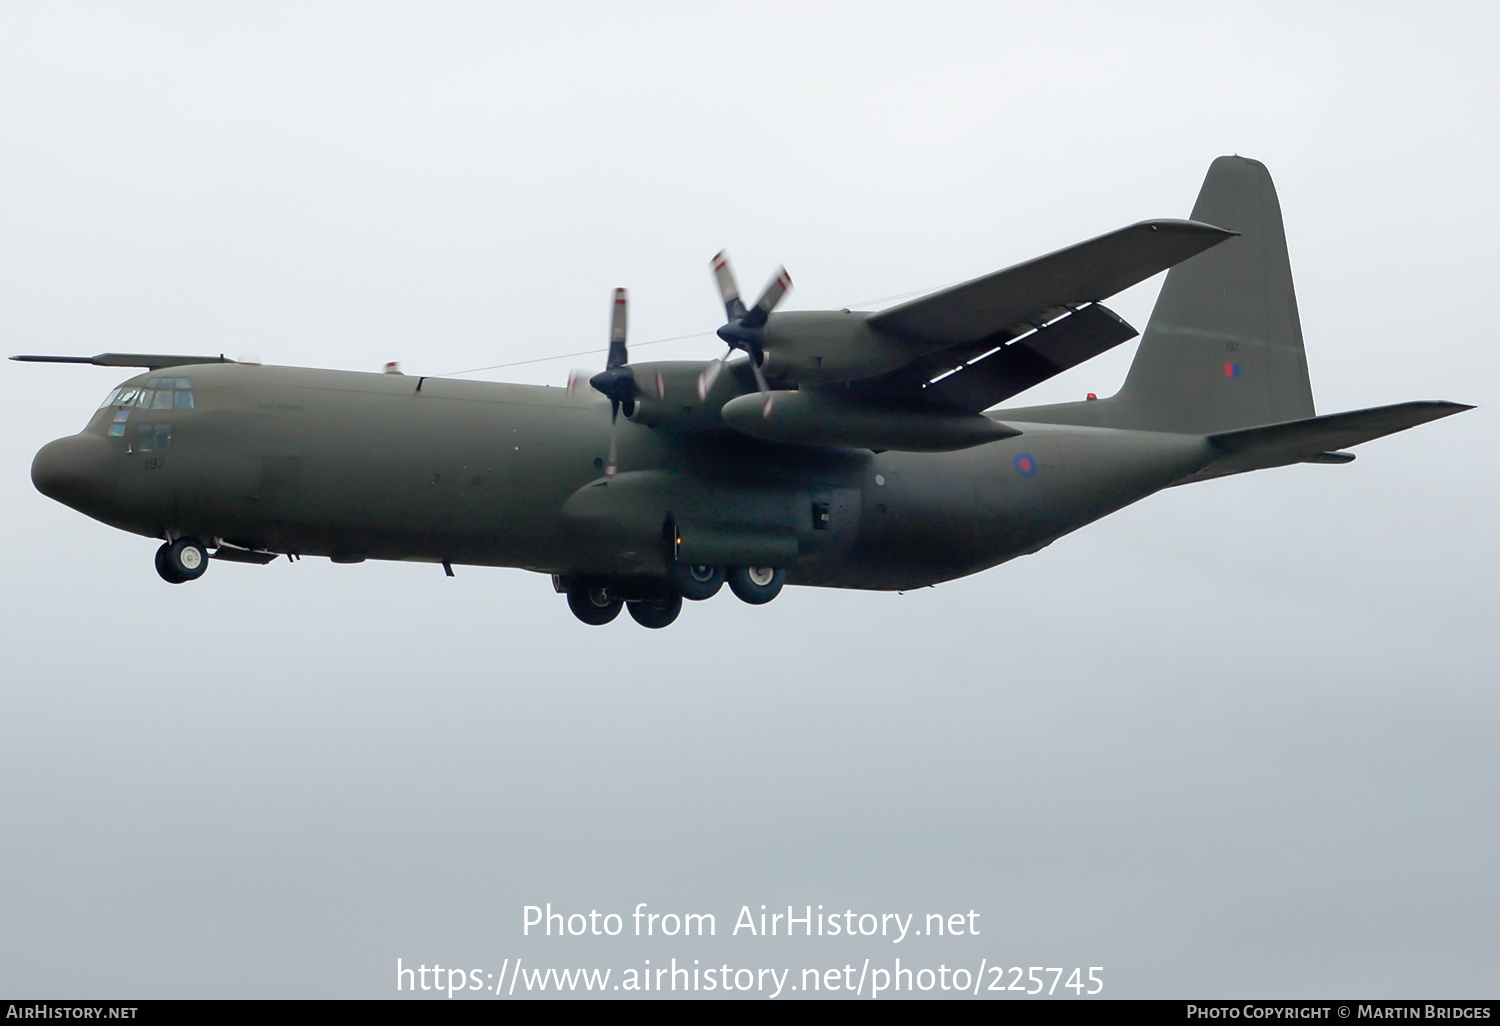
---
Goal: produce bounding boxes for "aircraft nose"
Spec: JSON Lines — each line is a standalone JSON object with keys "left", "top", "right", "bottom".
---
{"left": 32, "top": 433, "right": 120, "bottom": 515}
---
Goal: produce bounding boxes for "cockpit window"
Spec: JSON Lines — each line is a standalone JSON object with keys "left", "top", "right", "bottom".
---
{"left": 114, "top": 382, "right": 194, "bottom": 411}
{"left": 96, "top": 380, "right": 197, "bottom": 420}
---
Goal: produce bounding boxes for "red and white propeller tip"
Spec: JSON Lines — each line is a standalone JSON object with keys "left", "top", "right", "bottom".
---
{"left": 752, "top": 266, "right": 792, "bottom": 318}
{"left": 711, "top": 251, "right": 742, "bottom": 318}
{"left": 696, "top": 358, "right": 721, "bottom": 402}
{"left": 610, "top": 288, "right": 628, "bottom": 342}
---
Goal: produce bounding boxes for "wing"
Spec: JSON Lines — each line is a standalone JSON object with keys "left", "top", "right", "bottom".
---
{"left": 867, "top": 218, "right": 1235, "bottom": 347}
{"left": 836, "top": 218, "right": 1234, "bottom": 412}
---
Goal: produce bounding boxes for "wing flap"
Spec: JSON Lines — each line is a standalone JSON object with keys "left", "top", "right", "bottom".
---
{"left": 848, "top": 302, "right": 1138, "bottom": 412}
{"left": 867, "top": 219, "right": 1235, "bottom": 346}
{"left": 920, "top": 303, "right": 1138, "bottom": 411}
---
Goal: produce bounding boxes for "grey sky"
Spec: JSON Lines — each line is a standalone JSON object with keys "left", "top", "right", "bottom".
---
{"left": 0, "top": 2, "right": 1494, "bottom": 998}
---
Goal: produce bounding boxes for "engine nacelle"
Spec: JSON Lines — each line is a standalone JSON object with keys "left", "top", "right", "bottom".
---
{"left": 721, "top": 390, "right": 1021, "bottom": 452}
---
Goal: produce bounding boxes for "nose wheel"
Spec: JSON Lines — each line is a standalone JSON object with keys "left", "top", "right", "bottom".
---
{"left": 155, "top": 538, "right": 209, "bottom": 584}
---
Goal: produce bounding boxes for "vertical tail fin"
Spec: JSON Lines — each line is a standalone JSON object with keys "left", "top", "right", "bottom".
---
{"left": 1113, "top": 155, "right": 1315, "bottom": 433}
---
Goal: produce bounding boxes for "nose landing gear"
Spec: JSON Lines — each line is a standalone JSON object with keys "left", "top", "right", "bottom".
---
{"left": 155, "top": 538, "right": 209, "bottom": 584}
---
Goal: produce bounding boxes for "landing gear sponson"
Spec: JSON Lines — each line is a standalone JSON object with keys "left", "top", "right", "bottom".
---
{"left": 556, "top": 563, "right": 784, "bottom": 628}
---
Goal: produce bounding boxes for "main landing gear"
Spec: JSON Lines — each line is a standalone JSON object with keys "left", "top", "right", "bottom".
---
{"left": 563, "top": 564, "right": 784, "bottom": 627}
{"left": 667, "top": 561, "right": 724, "bottom": 601}
{"left": 726, "top": 566, "right": 784, "bottom": 604}
{"left": 566, "top": 582, "right": 624, "bottom": 625}
{"left": 155, "top": 537, "right": 209, "bottom": 584}
{"left": 627, "top": 592, "right": 683, "bottom": 629}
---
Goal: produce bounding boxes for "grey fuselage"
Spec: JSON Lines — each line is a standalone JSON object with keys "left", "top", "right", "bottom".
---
{"left": 34, "top": 361, "right": 1213, "bottom": 591}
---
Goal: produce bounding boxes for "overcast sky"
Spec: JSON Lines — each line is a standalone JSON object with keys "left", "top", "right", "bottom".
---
{"left": 0, "top": 1, "right": 1494, "bottom": 999}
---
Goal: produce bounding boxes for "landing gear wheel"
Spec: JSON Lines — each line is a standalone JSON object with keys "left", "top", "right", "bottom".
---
{"left": 154, "top": 544, "right": 183, "bottom": 584}
{"left": 155, "top": 538, "right": 208, "bottom": 584}
{"left": 727, "top": 566, "right": 784, "bottom": 605}
{"left": 627, "top": 592, "right": 683, "bottom": 629}
{"left": 667, "top": 561, "right": 724, "bottom": 601}
{"left": 567, "top": 582, "right": 623, "bottom": 625}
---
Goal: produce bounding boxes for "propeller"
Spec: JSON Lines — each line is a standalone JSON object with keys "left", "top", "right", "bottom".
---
{"left": 572, "top": 288, "right": 663, "bottom": 477}
{"left": 697, "top": 251, "right": 791, "bottom": 415}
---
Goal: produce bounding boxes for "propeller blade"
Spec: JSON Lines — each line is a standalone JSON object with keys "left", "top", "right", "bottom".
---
{"left": 566, "top": 367, "right": 591, "bottom": 395}
{"left": 697, "top": 356, "right": 724, "bottom": 401}
{"left": 605, "top": 400, "right": 620, "bottom": 477}
{"left": 741, "top": 266, "right": 791, "bottom": 330}
{"left": 748, "top": 354, "right": 773, "bottom": 417}
{"left": 606, "top": 287, "right": 629, "bottom": 369}
{"left": 649, "top": 368, "right": 665, "bottom": 401}
{"left": 710, "top": 251, "right": 747, "bottom": 322}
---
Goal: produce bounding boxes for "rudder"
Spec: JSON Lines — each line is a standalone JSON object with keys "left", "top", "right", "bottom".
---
{"left": 1113, "top": 155, "right": 1315, "bottom": 433}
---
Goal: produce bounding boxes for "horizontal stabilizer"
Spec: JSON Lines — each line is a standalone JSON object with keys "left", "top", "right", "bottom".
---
{"left": 1182, "top": 401, "right": 1473, "bottom": 482}
{"left": 11, "top": 353, "right": 231, "bottom": 370}
{"left": 868, "top": 219, "right": 1234, "bottom": 347}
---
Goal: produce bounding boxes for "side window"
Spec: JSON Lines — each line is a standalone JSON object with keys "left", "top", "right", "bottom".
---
{"left": 174, "top": 390, "right": 195, "bottom": 409}
{"left": 134, "top": 424, "right": 172, "bottom": 452}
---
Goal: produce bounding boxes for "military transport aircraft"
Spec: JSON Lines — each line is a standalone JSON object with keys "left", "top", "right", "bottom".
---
{"left": 17, "top": 156, "right": 1471, "bottom": 628}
